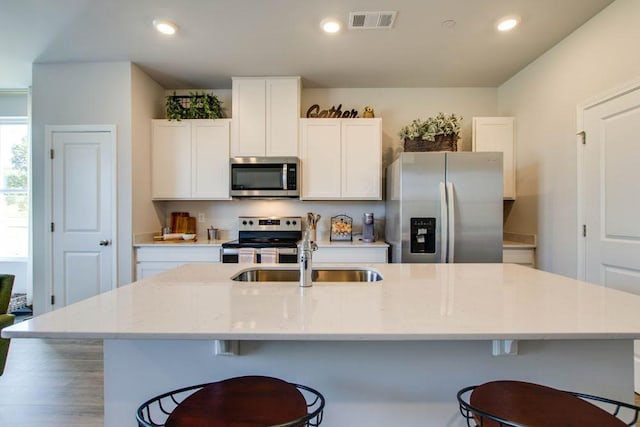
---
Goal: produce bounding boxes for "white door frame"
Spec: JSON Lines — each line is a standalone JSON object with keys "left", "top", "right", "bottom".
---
{"left": 576, "top": 78, "right": 640, "bottom": 280}
{"left": 44, "top": 125, "right": 118, "bottom": 312}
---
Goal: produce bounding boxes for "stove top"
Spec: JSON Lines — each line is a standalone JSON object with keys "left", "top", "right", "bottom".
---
{"left": 237, "top": 216, "right": 302, "bottom": 231}
{"left": 222, "top": 216, "right": 302, "bottom": 249}
{"left": 221, "top": 239, "right": 299, "bottom": 249}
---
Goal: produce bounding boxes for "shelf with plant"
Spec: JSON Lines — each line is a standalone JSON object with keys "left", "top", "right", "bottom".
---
{"left": 165, "top": 91, "right": 224, "bottom": 121}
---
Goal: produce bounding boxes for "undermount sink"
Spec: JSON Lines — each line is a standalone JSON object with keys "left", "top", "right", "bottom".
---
{"left": 231, "top": 267, "right": 383, "bottom": 283}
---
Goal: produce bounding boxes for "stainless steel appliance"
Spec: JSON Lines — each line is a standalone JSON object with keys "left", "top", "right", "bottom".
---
{"left": 362, "top": 213, "right": 375, "bottom": 243}
{"left": 221, "top": 216, "right": 302, "bottom": 263}
{"left": 385, "top": 152, "right": 503, "bottom": 263}
{"left": 230, "top": 157, "right": 299, "bottom": 197}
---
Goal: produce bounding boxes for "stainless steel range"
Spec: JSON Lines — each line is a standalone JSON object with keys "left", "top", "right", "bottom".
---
{"left": 221, "top": 216, "right": 302, "bottom": 263}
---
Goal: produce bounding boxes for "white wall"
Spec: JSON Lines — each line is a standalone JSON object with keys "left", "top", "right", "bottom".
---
{"left": 498, "top": 0, "right": 640, "bottom": 277}
{"left": 32, "top": 61, "right": 133, "bottom": 314}
{"left": 131, "top": 65, "right": 165, "bottom": 239}
{"left": 161, "top": 199, "right": 386, "bottom": 242}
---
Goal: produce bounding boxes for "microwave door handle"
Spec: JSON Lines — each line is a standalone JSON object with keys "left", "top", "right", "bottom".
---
{"left": 282, "top": 163, "right": 288, "bottom": 190}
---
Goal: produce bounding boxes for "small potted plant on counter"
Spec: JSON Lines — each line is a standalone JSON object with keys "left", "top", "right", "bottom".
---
{"left": 399, "top": 112, "right": 462, "bottom": 152}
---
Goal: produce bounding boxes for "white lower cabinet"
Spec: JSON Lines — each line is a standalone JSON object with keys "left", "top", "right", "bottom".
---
{"left": 503, "top": 248, "right": 535, "bottom": 268}
{"left": 135, "top": 246, "right": 221, "bottom": 280}
{"left": 313, "top": 246, "right": 388, "bottom": 263}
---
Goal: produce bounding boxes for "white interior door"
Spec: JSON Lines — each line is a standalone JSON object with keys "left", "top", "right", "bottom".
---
{"left": 581, "top": 83, "right": 640, "bottom": 391}
{"left": 51, "top": 129, "right": 115, "bottom": 309}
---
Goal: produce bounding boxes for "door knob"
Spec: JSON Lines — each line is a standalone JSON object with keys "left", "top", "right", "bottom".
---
{"left": 99, "top": 240, "right": 111, "bottom": 246}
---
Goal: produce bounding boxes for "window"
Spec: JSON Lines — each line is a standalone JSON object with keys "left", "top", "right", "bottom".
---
{"left": 0, "top": 118, "right": 29, "bottom": 258}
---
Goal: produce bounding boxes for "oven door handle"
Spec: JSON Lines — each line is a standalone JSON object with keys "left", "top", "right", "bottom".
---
{"left": 282, "top": 163, "right": 288, "bottom": 190}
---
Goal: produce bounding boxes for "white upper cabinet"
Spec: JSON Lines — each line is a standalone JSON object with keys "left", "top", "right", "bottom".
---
{"left": 472, "top": 117, "right": 516, "bottom": 200}
{"left": 152, "top": 119, "right": 231, "bottom": 200}
{"left": 341, "top": 120, "right": 382, "bottom": 199}
{"left": 231, "top": 77, "right": 301, "bottom": 157}
{"left": 300, "top": 118, "right": 382, "bottom": 200}
{"left": 300, "top": 119, "right": 342, "bottom": 198}
{"left": 152, "top": 120, "right": 191, "bottom": 199}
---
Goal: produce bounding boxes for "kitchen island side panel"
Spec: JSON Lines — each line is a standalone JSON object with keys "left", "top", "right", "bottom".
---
{"left": 104, "top": 339, "right": 632, "bottom": 427}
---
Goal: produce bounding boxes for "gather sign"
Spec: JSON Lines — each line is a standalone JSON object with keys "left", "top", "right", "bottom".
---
{"left": 306, "top": 104, "right": 359, "bottom": 118}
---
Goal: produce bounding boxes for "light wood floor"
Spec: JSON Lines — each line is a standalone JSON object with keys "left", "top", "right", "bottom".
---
{"left": 0, "top": 338, "right": 103, "bottom": 427}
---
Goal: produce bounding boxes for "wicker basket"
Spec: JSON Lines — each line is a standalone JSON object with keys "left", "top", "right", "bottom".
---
{"left": 404, "top": 134, "right": 458, "bottom": 152}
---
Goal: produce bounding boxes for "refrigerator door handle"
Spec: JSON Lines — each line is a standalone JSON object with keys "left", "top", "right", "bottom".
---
{"left": 446, "top": 181, "right": 455, "bottom": 263}
{"left": 440, "top": 182, "right": 448, "bottom": 263}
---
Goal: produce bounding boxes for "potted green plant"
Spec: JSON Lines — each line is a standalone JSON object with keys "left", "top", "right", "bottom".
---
{"left": 165, "top": 91, "right": 224, "bottom": 121}
{"left": 398, "top": 112, "right": 462, "bottom": 151}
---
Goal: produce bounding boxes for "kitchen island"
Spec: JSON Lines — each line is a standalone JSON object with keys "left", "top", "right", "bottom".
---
{"left": 5, "top": 263, "right": 640, "bottom": 426}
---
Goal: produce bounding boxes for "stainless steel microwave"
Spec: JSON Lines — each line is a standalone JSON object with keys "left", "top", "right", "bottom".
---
{"left": 230, "top": 157, "right": 299, "bottom": 197}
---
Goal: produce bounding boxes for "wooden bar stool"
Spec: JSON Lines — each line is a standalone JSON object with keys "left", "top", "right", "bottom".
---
{"left": 457, "top": 380, "right": 640, "bottom": 426}
{"left": 136, "top": 375, "right": 324, "bottom": 427}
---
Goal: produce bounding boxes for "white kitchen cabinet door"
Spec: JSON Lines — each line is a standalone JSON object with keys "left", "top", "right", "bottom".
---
{"left": 341, "top": 119, "right": 382, "bottom": 199}
{"left": 232, "top": 77, "right": 300, "bottom": 157}
{"left": 472, "top": 117, "right": 516, "bottom": 200}
{"left": 136, "top": 262, "right": 183, "bottom": 280}
{"left": 135, "top": 246, "right": 221, "bottom": 280}
{"left": 191, "top": 120, "right": 230, "bottom": 199}
{"left": 231, "top": 78, "right": 266, "bottom": 156}
{"left": 266, "top": 78, "right": 300, "bottom": 156}
{"left": 152, "top": 120, "right": 191, "bottom": 198}
{"left": 300, "top": 119, "right": 342, "bottom": 199}
{"left": 300, "top": 118, "right": 382, "bottom": 200}
{"left": 503, "top": 248, "right": 535, "bottom": 267}
{"left": 152, "top": 119, "right": 230, "bottom": 200}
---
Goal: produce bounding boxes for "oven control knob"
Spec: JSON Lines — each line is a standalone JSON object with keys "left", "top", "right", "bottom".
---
{"left": 249, "top": 220, "right": 254, "bottom": 225}
{"left": 242, "top": 220, "right": 247, "bottom": 225}
{"left": 292, "top": 220, "right": 297, "bottom": 225}
{"left": 286, "top": 220, "right": 291, "bottom": 225}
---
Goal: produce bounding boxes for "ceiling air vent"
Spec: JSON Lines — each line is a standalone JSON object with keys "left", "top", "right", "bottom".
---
{"left": 349, "top": 11, "right": 397, "bottom": 29}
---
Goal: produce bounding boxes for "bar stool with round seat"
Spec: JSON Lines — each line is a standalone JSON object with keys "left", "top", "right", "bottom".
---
{"left": 136, "top": 375, "right": 325, "bottom": 427}
{"left": 457, "top": 380, "right": 640, "bottom": 426}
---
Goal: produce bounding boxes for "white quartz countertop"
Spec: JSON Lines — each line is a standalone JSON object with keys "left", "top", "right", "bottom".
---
{"left": 503, "top": 232, "right": 537, "bottom": 249}
{"left": 134, "top": 239, "right": 225, "bottom": 247}
{"left": 314, "top": 239, "right": 389, "bottom": 247}
{"left": 503, "top": 240, "right": 537, "bottom": 249}
{"left": 6, "top": 263, "right": 640, "bottom": 341}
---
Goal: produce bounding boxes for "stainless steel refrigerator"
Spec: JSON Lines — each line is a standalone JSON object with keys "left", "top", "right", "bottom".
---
{"left": 385, "top": 152, "right": 503, "bottom": 263}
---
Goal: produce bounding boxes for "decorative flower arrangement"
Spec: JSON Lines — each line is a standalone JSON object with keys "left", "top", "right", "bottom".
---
{"left": 398, "top": 112, "right": 462, "bottom": 142}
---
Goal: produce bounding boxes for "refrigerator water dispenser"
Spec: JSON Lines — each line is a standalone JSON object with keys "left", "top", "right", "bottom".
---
{"left": 410, "top": 217, "right": 436, "bottom": 253}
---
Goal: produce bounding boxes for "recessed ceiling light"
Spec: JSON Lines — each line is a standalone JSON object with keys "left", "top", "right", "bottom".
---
{"left": 497, "top": 17, "right": 519, "bottom": 32}
{"left": 153, "top": 19, "right": 178, "bottom": 35}
{"left": 321, "top": 18, "right": 342, "bottom": 34}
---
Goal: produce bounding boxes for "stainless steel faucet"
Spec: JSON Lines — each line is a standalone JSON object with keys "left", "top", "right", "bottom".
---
{"left": 299, "top": 229, "right": 318, "bottom": 287}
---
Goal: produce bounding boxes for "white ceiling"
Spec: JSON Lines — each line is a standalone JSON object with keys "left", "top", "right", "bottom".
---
{"left": 0, "top": 0, "right": 615, "bottom": 89}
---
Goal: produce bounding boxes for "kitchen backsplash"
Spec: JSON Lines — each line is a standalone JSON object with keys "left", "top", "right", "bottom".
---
{"left": 160, "top": 199, "right": 386, "bottom": 242}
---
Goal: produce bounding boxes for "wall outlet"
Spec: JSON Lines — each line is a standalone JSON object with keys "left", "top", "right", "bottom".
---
{"left": 197, "top": 213, "right": 205, "bottom": 223}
